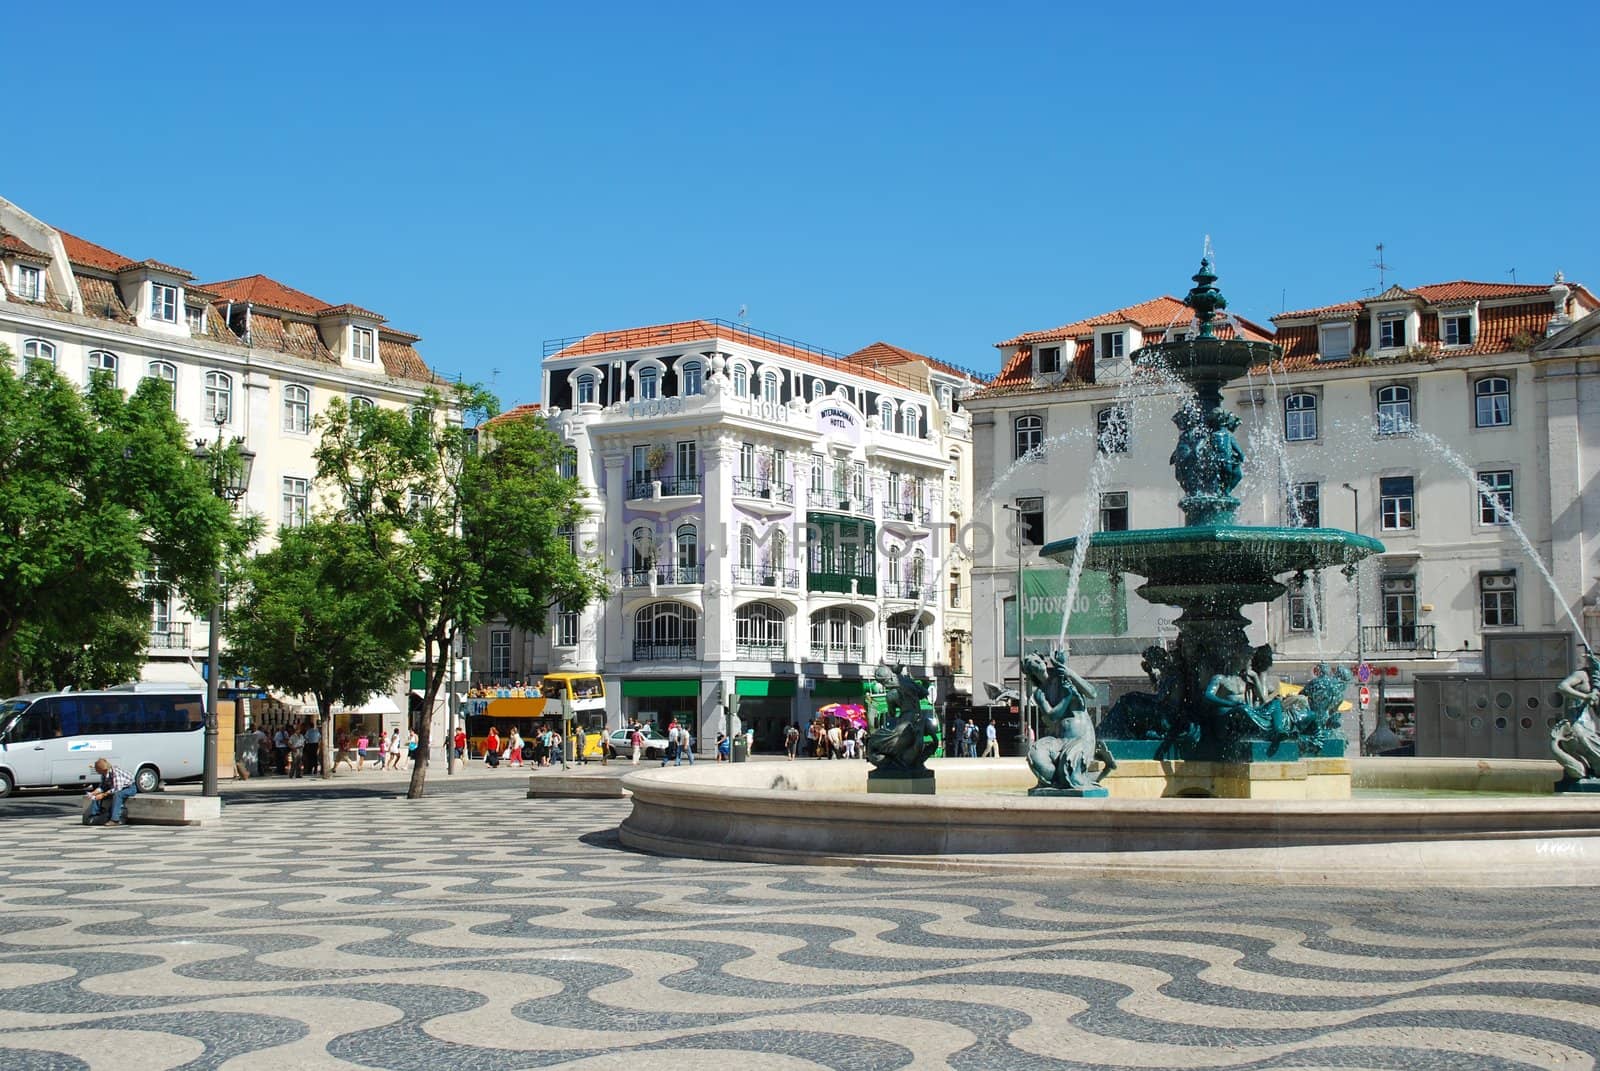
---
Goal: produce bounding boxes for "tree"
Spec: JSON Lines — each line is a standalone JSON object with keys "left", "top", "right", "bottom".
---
{"left": 0, "top": 349, "right": 241, "bottom": 693}
{"left": 225, "top": 522, "right": 416, "bottom": 775}
{"left": 314, "top": 386, "right": 606, "bottom": 798}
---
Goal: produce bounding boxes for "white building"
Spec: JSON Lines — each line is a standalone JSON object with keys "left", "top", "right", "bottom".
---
{"left": 966, "top": 277, "right": 1598, "bottom": 742}
{"left": 0, "top": 196, "right": 444, "bottom": 738}
{"left": 470, "top": 320, "right": 980, "bottom": 751}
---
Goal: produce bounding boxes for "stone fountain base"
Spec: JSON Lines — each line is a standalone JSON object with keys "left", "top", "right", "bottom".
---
{"left": 867, "top": 769, "right": 936, "bottom": 795}
{"left": 1102, "top": 758, "right": 1350, "bottom": 800}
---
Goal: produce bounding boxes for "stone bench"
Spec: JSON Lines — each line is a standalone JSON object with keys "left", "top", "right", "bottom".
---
{"left": 527, "top": 773, "right": 631, "bottom": 799}
{"left": 125, "top": 794, "right": 223, "bottom": 826}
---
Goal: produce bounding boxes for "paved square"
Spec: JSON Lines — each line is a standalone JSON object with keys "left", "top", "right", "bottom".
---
{"left": 0, "top": 784, "right": 1596, "bottom": 1069}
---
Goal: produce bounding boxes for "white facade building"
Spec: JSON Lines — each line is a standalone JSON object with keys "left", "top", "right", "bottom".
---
{"left": 470, "top": 320, "right": 980, "bottom": 751}
{"left": 967, "top": 279, "right": 1598, "bottom": 744}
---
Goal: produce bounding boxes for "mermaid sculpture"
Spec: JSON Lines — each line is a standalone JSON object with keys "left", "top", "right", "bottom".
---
{"left": 1024, "top": 648, "right": 1115, "bottom": 795}
{"left": 865, "top": 663, "right": 939, "bottom": 774}
{"left": 1552, "top": 650, "right": 1600, "bottom": 788}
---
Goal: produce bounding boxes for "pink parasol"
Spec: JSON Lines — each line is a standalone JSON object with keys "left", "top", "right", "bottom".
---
{"left": 818, "top": 702, "right": 867, "bottom": 727}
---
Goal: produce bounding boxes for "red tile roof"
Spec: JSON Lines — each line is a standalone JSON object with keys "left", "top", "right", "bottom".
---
{"left": 1277, "top": 280, "right": 1577, "bottom": 321}
{"left": 843, "top": 340, "right": 985, "bottom": 384}
{"left": 1, "top": 233, "right": 49, "bottom": 259}
{"left": 486, "top": 402, "right": 543, "bottom": 427}
{"left": 58, "top": 230, "right": 137, "bottom": 272}
{"left": 200, "top": 274, "right": 336, "bottom": 315}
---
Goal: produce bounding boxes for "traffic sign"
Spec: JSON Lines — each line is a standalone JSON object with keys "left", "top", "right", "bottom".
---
{"left": 1359, "top": 685, "right": 1372, "bottom": 709}
{"left": 1356, "top": 661, "right": 1372, "bottom": 684}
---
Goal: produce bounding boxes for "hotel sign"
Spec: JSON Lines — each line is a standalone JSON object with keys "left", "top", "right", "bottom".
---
{"left": 817, "top": 404, "right": 860, "bottom": 443}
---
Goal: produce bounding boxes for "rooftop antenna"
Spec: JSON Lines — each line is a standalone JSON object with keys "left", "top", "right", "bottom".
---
{"left": 1371, "top": 242, "right": 1392, "bottom": 289}
{"left": 737, "top": 304, "right": 749, "bottom": 326}
{"left": 1508, "top": 268, "right": 1518, "bottom": 284}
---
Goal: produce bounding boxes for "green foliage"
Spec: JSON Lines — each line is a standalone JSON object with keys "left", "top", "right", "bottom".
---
{"left": 0, "top": 349, "right": 242, "bottom": 693}
{"left": 314, "top": 384, "right": 605, "bottom": 796}
{"left": 225, "top": 522, "right": 415, "bottom": 770}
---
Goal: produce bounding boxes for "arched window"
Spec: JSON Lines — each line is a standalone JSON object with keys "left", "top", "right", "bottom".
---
{"left": 634, "top": 603, "right": 698, "bottom": 660}
{"left": 629, "top": 524, "right": 656, "bottom": 573}
{"left": 901, "top": 403, "right": 919, "bottom": 437}
{"left": 203, "top": 371, "right": 232, "bottom": 424}
{"left": 282, "top": 383, "right": 311, "bottom": 433}
{"left": 739, "top": 524, "right": 755, "bottom": 570}
{"left": 886, "top": 546, "right": 902, "bottom": 590}
{"left": 1284, "top": 393, "right": 1317, "bottom": 442}
{"left": 675, "top": 523, "right": 698, "bottom": 580}
{"left": 762, "top": 371, "right": 779, "bottom": 403}
{"left": 1376, "top": 384, "right": 1412, "bottom": 435}
{"left": 147, "top": 360, "right": 177, "bottom": 409}
{"left": 638, "top": 366, "right": 659, "bottom": 400}
{"left": 22, "top": 339, "right": 55, "bottom": 367}
{"left": 910, "top": 549, "right": 926, "bottom": 589}
{"left": 939, "top": 384, "right": 954, "bottom": 411}
{"left": 349, "top": 395, "right": 375, "bottom": 412}
{"left": 769, "top": 527, "right": 787, "bottom": 575}
{"left": 878, "top": 399, "right": 893, "bottom": 430}
{"left": 576, "top": 372, "right": 597, "bottom": 405}
{"left": 87, "top": 350, "right": 118, "bottom": 385}
{"left": 1475, "top": 376, "right": 1510, "bottom": 428}
{"left": 1014, "top": 415, "right": 1043, "bottom": 459}
{"left": 885, "top": 611, "right": 928, "bottom": 663}
{"left": 1095, "top": 406, "right": 1128, "bottom": 454}
{"left": 811, "top": 379, "right": 826, "bottom": 401}
{"left": 732, "top": 364, "right": 749, "bottom": 397}
{"left": 679, "top": 360, "right": 703, "bottom": 396}
{"left": 810, "top": 608, "right": 866, "bottom": 661}
{"left": 735, "top": 602, "right": 787, "bottom": 655}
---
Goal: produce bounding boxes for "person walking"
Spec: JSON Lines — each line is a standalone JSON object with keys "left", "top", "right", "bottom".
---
{"left": 484, "top": 725, "right": 501, "bottom": 768}
{"left": 453, "top": 726, "right": 467, "bottom": 762}
{"left": 661, "top": 720, "right": 677, "bottom": 767}
{"left": 287, "top": 725, "right": 306, "bottom": 778}
{"left": 273, "top": 726, "right": 290, "bottom": 775}
{"left": 675, "top": 722, "right": 694, "bottom": 765}
{"left": 716, "top": 732, "right": 730, "bottom": 762}
{"left": 982, "top": 718, "right": 1000, "bottom": 758}
{"left": 508, "top": 728, "right": 524, "bottom": 768}
{"left": 333, "top": 733, "right": 355, "bottom": 772}
{"left": 574, "top": 725, "right": 588, "bottom": 765}
{"left": 628, "top": 723, "right": 644, "bottom": 765}
{"left": 784, "top": 724, "right": 800, "bottom": 760}
{"left": 84, "top": 759, "right": 137, "bottom": 825}
{"left": 305, "top": 721, "right": 323, "bottom": 777}
{"left": 386, "top": 728, "right": 403, "bottom": 769}
{"left": 406, "top": 729, "right": 419, "bottom": 765}
{"left": 355, "top": 732, "right": 369, "bottom": 771}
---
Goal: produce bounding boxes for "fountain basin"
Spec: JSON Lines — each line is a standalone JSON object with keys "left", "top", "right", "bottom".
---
{"left": 617, "top": 758, "right": 1600, "bottom": 887}
{"left": 1133, "top": 336, "right": 1280, "bottom": 385}
{"left": 1042, "top": 525, "right": 1384, "bottom": 582}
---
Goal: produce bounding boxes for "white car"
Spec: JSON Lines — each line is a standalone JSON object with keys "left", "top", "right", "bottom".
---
{"left": 607, "top": 727, "right": 671, "bottom": 756}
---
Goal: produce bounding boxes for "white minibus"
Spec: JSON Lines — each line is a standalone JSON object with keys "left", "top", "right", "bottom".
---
{"left": 0, "top": 683, "right": 206, "bottom": 796}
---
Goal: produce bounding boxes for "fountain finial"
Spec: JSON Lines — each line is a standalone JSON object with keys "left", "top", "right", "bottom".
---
{"left": 1186, "top": 257, "right": 1227, "bottom": 339}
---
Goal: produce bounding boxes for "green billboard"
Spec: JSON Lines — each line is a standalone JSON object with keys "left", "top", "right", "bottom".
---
{"left": 1003, "top": 568, "right": 1126, "bottom": 655}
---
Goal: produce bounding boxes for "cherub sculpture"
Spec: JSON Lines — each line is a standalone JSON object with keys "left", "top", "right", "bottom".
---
{"left": 1024, "top": 648, "right": 1115, "bottom": 793}
{"left": 865, "top": 663, "right": 939, "bottom": 773}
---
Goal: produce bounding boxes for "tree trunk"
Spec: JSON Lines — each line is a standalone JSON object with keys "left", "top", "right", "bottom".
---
{"left": 319, "top": 697, "right": 335, "bottom": 778}
{"left": 406, "top": 636, "right": 442, "bottom": 799}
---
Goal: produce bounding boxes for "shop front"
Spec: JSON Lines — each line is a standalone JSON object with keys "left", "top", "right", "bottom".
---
{"left": 735, "top": 677, "right": 797, "bottom": 752}
{"left": 622, "top": 678, "right": 701, "bottom": 738}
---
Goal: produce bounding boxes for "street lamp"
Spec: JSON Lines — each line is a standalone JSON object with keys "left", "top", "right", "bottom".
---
{"left": 193, "top": 410, "right": 254, "bottom": 797}
{"left": 999, "top": 503, "right": 1029, "bottom": 751}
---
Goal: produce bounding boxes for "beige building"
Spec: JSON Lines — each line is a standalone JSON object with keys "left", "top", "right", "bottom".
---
{"left": 967, "top": 277, "right": 1598, "bottom": 744}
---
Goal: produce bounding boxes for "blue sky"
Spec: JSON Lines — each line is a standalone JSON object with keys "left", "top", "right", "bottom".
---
{"left": 13, "top": 1, "right": 1597, "bottom": 404}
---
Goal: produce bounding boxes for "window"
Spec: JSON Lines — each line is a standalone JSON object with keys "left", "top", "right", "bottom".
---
{"left": 1379, "top": 476, "right": 1414, "bottom": 531}
{"left": 1376, "top": 385, "right": 1412, "bottom": 435}
{"left": 186, "top": 305, "right": 206, "bottom": 333}
{"left": 634, "top": 603, "right": 697, "bottom": 659}
{"left": 1480, "top": 572, "right": 1518, "bottom": 628}
{"left": 1383, "top": 575, "right": 1417, "bottom": 643}
{"left": 557, "top": 524, "right": 576, "bottom": 555}
{"left": 150, "top": 283, "right": 178, "bottom": 323}
{"left": 1095, "top": 407, "right": 1128, "bottom": 454}
{"left": 878, "top": 399, "right": 893, "bottom": 430}
{"left": 21, "top": 339, "right": 55, "bottom": 367}
{"left": 576, "top": 372, "right": 597, "bottom": 405}
{"left": 349, "top": 395, "right": 375, "bottom": 413}
{"left": 147, "top": 360, "right": 177, "bottom": 408}
{"left": 1442, "top": 313, "right": 1474, "bottom": 347}
{"left": 629, "top": 524, "right": 655, "bottom": 571}
{"left": 1099, "top": 331, "right": 1125, "bottom": 360}
{"left": 949, "top": 570, "right": 961, "bottom": 607}
{"left": 1036, "top": 346, "right": 1061, "bottom": 375}
{"left": 1288, "top": 573, "right": 1323, "bottom": 632}
{"left": 631, "top": 444, "right": 652, "bottom": 485}
{"left": 203, "top": 371, "right": 232, "bottom": 424}
{"left": 811, "top": 380, "right": 825, "bottom": 401}
{"left": 281, "top": 477, "right": 310, "bottom": 528}
{"left": 1378, "top": 315, "right": 1406, "bottom": 349}
{"left": 351, "top": 327, "right": 375, "bottom": 363}
{"left": 87, "top": 350, "right": 118, "bottom": 385}
{"left": 1319, "top": 322, "right": 1353, "bottom": 360}
{"left": 810, "top": 607, "right": 866, "bottom": 660}
{"left": 15, "top": 264, "right": 42, "bottom": 301}
{"left": 1015, "top": 496, "right": 1044, "bottom": 546}
{"left": 736, "top": 602, "right": 786, "bottom": 655}
{"left": 1284, "top": 393, "right": 1318, "bottom": 441}
{"left": 407, "top": 490, "right": 433, "bottom": 516}
{"left": 675, "top": 524, "right": 698, "bottom": 570}
{"left": 809, "top": 453, "right": 824, "bottom": 496}
{"left": 732, "top": 364, "right": 749, "bottom": 397}
{"left": 1288, "top": 481, "right": 1320, "bottom": 528}
{"left": 909, "top": 549, "right": 926, "bottom": 589}
{"left": 1475, "top": 377, "right": 1510, "bottom": 428}
{"left": 282, "top": 384, "right": 311, "bottom": 434}
{"left": 1477, "top": 470, "right": 1513, "bottom": 525}
{"left": 886, "top": 611, "right": 927, "bottom": 662}
{"left": 680, "top": 360, "right": 703, "bottom": 396}
{"left": 556, "top": 606, "right": 580, "bottom": 647}
{"left": 638, "top": 366, "right": 659, "bottom": 400}
{"left": 762, "top": 371, "right": 779, "bottom": 403}
{"left": 1014, "top": 415, "right": 1043, "bottom": 460}
{"left": 1099, "top": 491, "right": 1130, "bottom": 532}
{"left": 675, "top": 440, "right": 697, "bottom": 481}
{"left": 489, "top": 630, "right": 512, "bottom": 678}
{"left": 739, "top": 442, "right": 756, "bottom": 482}
{"left": 901, "top": 403, "right": 920, "bottom": 437}
{"left": 558, "top": 449, "right": 577, "bottom": 481}
{"left": 939, "top": 384, "right": 954, "bottom": 411}
{"left": 740, "top": 525, "right": 756, "bottom": 570}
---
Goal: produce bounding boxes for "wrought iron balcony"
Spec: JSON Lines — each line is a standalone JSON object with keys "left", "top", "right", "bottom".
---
{"left": 732, "top": 567, "right": 800, "bottom": 588}
{"left": 1362, "top": 623, "right": 1436, "bottom": 657}
{"left": 885, "top": 643, "right": 927, "bottom": 664}
{"left": 633, "top": 641, "right": 697, "bottom": 661}
{"left": 623, "top": 566, "right": 704, "bottom": 587}
{"left": 148, "top": 623, "right": 190, "bottom": 650}
{"left": 880, "top": 501, "right": 932, "bottom": 525}
{"left": 735, "top": 642, "right": 787, "bottom": 660}
{"left": 809, "top": 643, "right": 866, "bottom": 663}
{"left": 626, "top": 475, "right": 702, "bottom": 500}
{"left": 732, "top": 478, "right": 793, "bottom": 503}
{"left": 881, "top": 580, "right": 931, "bottom": 601}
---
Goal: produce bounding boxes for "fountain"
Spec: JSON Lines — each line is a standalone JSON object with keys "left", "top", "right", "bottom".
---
{"left": 1039, "top": 260, "right": 1382, "bottom": 796}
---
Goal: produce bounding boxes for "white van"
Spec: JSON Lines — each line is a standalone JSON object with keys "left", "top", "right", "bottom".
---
{"left": 0, "top": 683, "right": 206, "bottom": 796}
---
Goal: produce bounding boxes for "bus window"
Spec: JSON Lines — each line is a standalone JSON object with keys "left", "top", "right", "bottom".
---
{"left": 539, "top": 679, "right": 567, "bottom": 701}
{"left": 13, "top": 702, "right": 59, "bottom": 742}
{"left": 573, "top": 676, "right": 603, "bottom": 699}
{"left": 173, "top": 698, "right": 204, "bottom": 732}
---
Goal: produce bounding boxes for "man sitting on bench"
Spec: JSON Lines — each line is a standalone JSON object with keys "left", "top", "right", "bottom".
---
{"left": 85, "top": 759, "right": 137, "bottom": 826}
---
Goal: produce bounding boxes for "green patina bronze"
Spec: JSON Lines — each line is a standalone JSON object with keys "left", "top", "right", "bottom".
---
{"left": 1042, "top": 259, "right": 1384, "bottom": 763}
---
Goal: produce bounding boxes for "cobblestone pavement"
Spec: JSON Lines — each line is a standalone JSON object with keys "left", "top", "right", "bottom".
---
{"left": 0, "top": 788, "right": 1596, "bottom": 1070}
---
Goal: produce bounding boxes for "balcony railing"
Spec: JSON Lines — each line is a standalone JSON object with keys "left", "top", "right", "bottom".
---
{"left": 735, "top": 642, "right": 787, "bottom": 660}
{"left": 881, "top": 580, "right": 931, "bottom": 601}
{"left": 634, "top": 641, "right": 697, "bottom": 661}
{"left": 732, "top": 566, "right": 800, "bottom": 588}
{"left": 809, "top": 643, "right": 866, "bottom": 662}
{"left": 732, "top": 478, "right": 793, "bottom": 503}
{"left": 623, "top": 566, "right": 704, "bottom": 587}
{"left": 885, "top": 643, "right": 927, "bottom": 664}
{"left": 880, "top": 502, "right": 932, "bottom": 525}
{"left": 1363, "top": 623, "right": 1436, "bottom": 657}
{"left": 809, "top": 491, "right": 874, "bottom": 514}
{"left": 626, "top": 475, "right": 702, "bottom": 500}
{"left": 148, "top": 623, "right": 190, "bottom": 650}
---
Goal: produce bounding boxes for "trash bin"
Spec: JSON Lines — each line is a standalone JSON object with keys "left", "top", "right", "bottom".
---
{"left": 731, "top": 736, "right": 748, "bottom": 763}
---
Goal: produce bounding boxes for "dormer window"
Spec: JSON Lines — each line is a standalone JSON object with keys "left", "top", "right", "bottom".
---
{"left": 1099, "top": 331, "right": 1125, "bottom": 360}
{"left": 14, "top": 264, "right": 43, "bottom": 302}
{"left": 638, "top": 366, "right": 659, "bottom": 399}
{"left": 811, "top": 380, "right": 826, "bottom": 401}
{"left": 732, "top": 364, "right": 749, "bottom": 397}
{"left": 150, "top": 283, "right": 178, "bottom": 323}
{"left": 679, "top": 360, "right": 703, "bottom": 396}
{"left": 762, "top": 371, "right": 779, "bottom": 403}
{"left": 1318, "top": 322, "right": 1353, "bottom": 360}
{"left": 878, "top": 399, "right": 893, "bottom": 430}
{"left": 1036, "top": 346, "right": 1061, "bottom": 375}
{"left": 186, "top": 305, "right": 206, "bottom": 333}
{"left": 1377, "top": 314, "right": 1406, "bottom": 349}
{"left": 1442, "top": 311, "right": 1474, "bottom": 347}
{"left": 352, "top": 326, "right": 376, "bottom": 363}
{"left": 576, "top": 372, "right": 597, "bottom": 405}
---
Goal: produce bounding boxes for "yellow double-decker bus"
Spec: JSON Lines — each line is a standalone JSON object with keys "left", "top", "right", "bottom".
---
{"left": 539, "top": 673, "right": 607, "bottom": 759}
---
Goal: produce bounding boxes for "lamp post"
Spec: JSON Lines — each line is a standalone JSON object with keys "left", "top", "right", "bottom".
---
{"left": 193, "top": 411, "right": 254, "bottom": 798}
{"left": 1342, "top": 482, "right": 1365, "bottom": 752}
{"left": 999, "top": 503, "right": 1028, "bottom": 750}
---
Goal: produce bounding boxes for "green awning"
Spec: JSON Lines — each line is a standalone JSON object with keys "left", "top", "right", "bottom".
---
{"left": 810, "top": 678, "right": 864, "bottom": 698}
{"left": 621, "top": 678, "right": 700, "bottom": 698}
{"left": 736, "top": 677, "right": 797, "bottom": 698}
